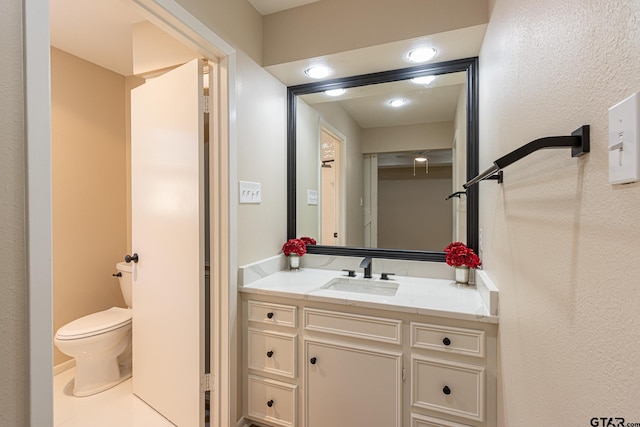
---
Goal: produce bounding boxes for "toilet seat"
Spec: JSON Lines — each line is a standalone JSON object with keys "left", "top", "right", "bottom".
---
{"left": 55, "top": 307, "right": 132, "bottom": 340}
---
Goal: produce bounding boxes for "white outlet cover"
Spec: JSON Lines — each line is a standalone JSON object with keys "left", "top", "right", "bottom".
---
{"left": 239, "top": 181, "right": 261, "bottom": 204}
{"left": 608, "top": 92, "right": 640, "bottom": 185}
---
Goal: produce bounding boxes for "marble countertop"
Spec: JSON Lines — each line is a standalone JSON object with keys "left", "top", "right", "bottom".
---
{"left": 239, "top": 267, "right": 498, "bottom": 324}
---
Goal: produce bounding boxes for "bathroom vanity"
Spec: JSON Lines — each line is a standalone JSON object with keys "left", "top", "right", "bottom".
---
{"left": 239, "top": 261, "right": 498, "bottom": 427}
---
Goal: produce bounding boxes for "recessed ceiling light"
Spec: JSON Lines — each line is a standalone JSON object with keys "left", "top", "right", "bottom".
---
{"left": 325, "top": 88, "right": 346, "bottom": 97}
{"left": 389, "top": 98, "right": 407, "bottom": 108}
{"left": 407, "top": 47, "right": 438, "bottom": 63}
{"left": 411, "top": 75, "right": 436, "bottom": 85}
{"left": 304, "top": 66, "right": 332, "bottom": 79}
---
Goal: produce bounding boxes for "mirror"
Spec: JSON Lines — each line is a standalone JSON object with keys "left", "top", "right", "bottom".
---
{"left": 287, "top": 58, "right": 479, "bottom": 262}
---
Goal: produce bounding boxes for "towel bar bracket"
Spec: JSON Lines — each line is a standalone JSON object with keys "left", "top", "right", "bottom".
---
{"left": 468, "top": 125, "right": 589, "bottom": 189}
{"left": 447, "top": 125, "right": 590, "bottom": 200}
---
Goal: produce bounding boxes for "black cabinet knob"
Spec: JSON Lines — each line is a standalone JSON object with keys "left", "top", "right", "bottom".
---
{"left": 267, "top": 400, "right": 274, "bottom": 407}
{"left": 266, "top": 351, "right": 274, "bottom": 358}
{"left": 310, "top": 357, "right": 317, "bottom": 365}
{"left": 267, "top": 312, "right": 274, "bottom": 319}
{"left": 443, "top": 386, "right": 451, "bottom": 395}
{"left": 443, "top": 337, "right": 451, "bottom": 346}
{"left": 124, "top": 253, "right": 138, "bottom": 263}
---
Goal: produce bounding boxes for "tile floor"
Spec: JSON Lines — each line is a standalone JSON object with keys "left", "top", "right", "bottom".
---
{"left": 54, "top": 368, "right": 176, "bottom": 427}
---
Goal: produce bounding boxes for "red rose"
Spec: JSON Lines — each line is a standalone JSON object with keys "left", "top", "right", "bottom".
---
{"left": 282, "top": 238, "right": 307, "bottom": 256}
{"left": 444, "top": 242, "right": 481, "bottom": 268}
{"left": 300, "top": 236, "right": 317, "bottom": 246}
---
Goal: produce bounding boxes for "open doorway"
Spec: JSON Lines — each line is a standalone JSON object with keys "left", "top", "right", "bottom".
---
{"left": 29, "top": 0, "right": 235, "bottom": 425}
{"left": 320, "top": 127, "right": 343, "bottom": 245}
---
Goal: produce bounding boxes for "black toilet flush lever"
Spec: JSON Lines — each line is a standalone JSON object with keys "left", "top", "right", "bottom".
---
{"left": 112, "top": 272, "right": 122, "bottom": 277}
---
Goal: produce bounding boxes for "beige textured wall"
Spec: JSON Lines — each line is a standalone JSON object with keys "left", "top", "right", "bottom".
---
{"left": 175, "top": 0, "right": 262, "bottom": 64}
{"left": 378, "top": 166, "right": 452, "bottom": 251}
{"left": 480, "top": 0, "right": 640, "bottom": 424}
{"left": 235, "top": 51, "right": 288, "bottom": 266}
{"left": 362, "top": 122, "right": 454, "bottom": 154}
{"left": 453, "top": 85, "right": 467, "bottom": 242}
{"left": 51, "top": 48, "right": 128, "bottom": 366}
{"left": 0, "top": 0, "right": 27, "bottom": 424}
{"left": 296, "top": 99, "right": 321, "bottom": 240}
{"left": 263, "top": 0, "right": 488, "bottom": 66}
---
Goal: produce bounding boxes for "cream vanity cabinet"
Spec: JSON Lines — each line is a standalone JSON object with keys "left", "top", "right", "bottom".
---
{"left": 303, "top": 307, "right": 403, "bottom": 427}
{"left": 242, "top": 294, "right": 496, "bottom": 427}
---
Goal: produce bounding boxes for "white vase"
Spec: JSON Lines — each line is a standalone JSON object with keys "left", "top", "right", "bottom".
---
{"left": 289, "top": 254, "right": 300, "bottom": 270}
{"left": 455, "top": 266, "right": 470, "bottom": 285}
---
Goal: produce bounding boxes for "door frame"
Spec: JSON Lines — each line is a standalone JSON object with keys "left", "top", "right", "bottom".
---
{"left": 24, "top": 1, "right": 236, "bottom": 425}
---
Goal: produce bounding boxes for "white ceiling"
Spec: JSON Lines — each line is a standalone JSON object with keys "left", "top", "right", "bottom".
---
{"left": 49, "top": 0, "right": 319, "bottom": 76}
{"left": 247, "top": 0, "right": 321, "bottom": 15}
{"left": 265, "top": 24, "right": 486, "bottom": 87}
{"left": 49, "top": 0, "right": 483, "bottom": 168}
{"left": 300, "top": 72, "right": 466, "bottom": 128}
{"left": 50, "top": 0, "right": 145, "bottom": 76}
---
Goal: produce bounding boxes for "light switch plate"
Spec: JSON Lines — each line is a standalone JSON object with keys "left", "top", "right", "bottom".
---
{"left": 307, "top": 190, "right": 318, "bottom": 205}
{"left": 239, "top": 181, "right": 261, "bottom": 204}
{"left": 608, "top": 92, "right": 640, "bottom": 185}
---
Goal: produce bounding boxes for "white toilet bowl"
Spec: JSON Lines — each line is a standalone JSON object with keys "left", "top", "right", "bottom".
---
{"left": 54, "top": 262, "right": 134, "bottom": 397}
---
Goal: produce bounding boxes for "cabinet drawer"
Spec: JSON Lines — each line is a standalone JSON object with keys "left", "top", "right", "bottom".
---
{"left": 411, "top": 322, "right": 485, "bottom": 358}
{"left": 411, "top": 413, "right": 472, "bottom": 427}
{"left": 248, "top": 328, "right": 297, "bottom": 378}
{"left": 248, "top": 300, "right": 297, "bottom": 328}
{"left": 304, "top": 308, "right": 402, "bottom": 345}
{"left": 248, "top": 375, "right": 297, "bottom": 427}
{"left": 411, "top": 356, "right": 485, "bottom": 422}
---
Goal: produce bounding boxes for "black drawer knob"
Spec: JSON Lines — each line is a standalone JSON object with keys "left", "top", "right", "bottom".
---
{"left": 266, "top": 351, "right": 274, "bottom": 358}
{"left": 267, "top": 400, "right": 274, "bottom": 407}
{"left": 267, "top": 312, "right": 274, "bottom": 319}
{"left": 443, "top": 385, "right": 451, "bottom": 395}
{"left": 443, "top": 337, "right": 451, "bottom": 346}
{"left": 310, "top": 357, "right": 317, "bottom": 365}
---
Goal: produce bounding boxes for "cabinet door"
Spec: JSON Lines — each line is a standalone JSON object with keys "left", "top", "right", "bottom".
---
{"left": 304, "top": 339, "right": 402, "bottom": 427}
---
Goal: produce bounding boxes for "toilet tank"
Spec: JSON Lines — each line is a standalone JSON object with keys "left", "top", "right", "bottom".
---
{"left": 116, "top": 262, "right": 133, "bottom": 308}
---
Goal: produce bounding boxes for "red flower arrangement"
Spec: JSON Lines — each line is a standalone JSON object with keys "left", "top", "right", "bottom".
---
{"left": 444, "top": 242, "right": 481, "bottom": 269}
{"left": 299, "top": 236, "right": 317, "bottom": 246}
{"left": 282, "top": 236, "right": 316, "bottom": 256}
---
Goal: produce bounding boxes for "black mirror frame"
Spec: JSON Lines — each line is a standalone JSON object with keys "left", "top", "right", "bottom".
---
{"left": 287, "top": 57, "right": 479, "bottom": 262}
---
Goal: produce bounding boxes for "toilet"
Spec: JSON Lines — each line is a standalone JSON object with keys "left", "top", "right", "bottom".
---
{"left": 54, "top": 262, "right": 133, "bottom": 397}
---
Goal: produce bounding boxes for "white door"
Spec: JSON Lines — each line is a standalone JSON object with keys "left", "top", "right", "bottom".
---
{"left": 320, "top": 128, "right": 341, "bottom": 245}
{"left": 131, "top": 58, "right": 206, "bottom": 427}
{"left": 363, "top": 154, "right": 378, "bottom": 248}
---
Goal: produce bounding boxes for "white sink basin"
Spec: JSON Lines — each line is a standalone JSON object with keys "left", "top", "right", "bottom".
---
{"left": 320, "top": 277, "right": 399, "bottom": 296}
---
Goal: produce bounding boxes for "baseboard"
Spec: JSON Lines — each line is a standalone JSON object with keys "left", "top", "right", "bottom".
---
{"left": 237, "top": 417, "right": 267, "bottom": 427}
{"left": 53, "top": 359, "right": 75, "bottom": 376}
{"left": 236, "top": 417, "right": 251, "bottom": 427}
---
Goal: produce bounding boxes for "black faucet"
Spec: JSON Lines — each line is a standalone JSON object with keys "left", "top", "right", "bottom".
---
{"left": 360, "top": 257, "right": 372, "bottom": 279}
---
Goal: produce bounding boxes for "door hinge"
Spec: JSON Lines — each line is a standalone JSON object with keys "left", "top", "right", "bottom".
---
{"left": 402, "top": 367, "right": 406, "bottom": 382}
{"left": 201, "top": 373, "right": 213, "bottom": 392}
{"left": 201, "top": 94, "right": 209, "bottom": 114}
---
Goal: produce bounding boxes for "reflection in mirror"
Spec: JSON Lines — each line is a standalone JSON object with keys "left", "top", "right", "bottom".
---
{"left": 288, "top": 58, "right": 479, "bottom": 262}
{"left": 296, "top": 72, "right": 467, "bottom": 252}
